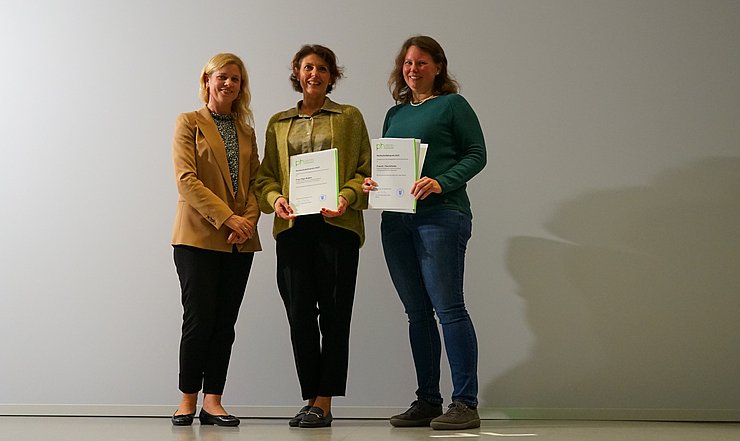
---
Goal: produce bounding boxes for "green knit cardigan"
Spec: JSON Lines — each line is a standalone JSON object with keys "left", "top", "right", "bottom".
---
{"left": 254, "top": 98, "right": 371, "bottom": 246}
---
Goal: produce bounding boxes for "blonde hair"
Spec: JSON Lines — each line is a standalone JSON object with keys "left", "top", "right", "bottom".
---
{"left": 199, "top": 53, "right": 254, "bottom": 126}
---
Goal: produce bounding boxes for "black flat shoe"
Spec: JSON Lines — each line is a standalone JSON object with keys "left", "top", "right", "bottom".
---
{"left": 299, "top": 406, "right": 332, "bottom": 428}
{"left": 289, "top": 405, "right": 312, "bottom": 427}
{"left": 199, "top": 408, "right": 240, "bottom": 427}
{"left": 171, "top": 412, "right": 195, "bottom": 426}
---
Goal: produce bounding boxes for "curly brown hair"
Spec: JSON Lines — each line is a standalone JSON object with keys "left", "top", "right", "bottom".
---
{"left": 289, "top": 44, "right": 344, "bottom": 94}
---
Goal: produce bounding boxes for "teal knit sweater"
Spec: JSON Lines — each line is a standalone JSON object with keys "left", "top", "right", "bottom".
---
{"left": 382, "top": 94, "right": 486, "bottom": 217}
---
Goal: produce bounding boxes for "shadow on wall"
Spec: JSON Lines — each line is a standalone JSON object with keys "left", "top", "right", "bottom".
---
{"left": 484, "top": 157, "right": 740, "bottom": 410}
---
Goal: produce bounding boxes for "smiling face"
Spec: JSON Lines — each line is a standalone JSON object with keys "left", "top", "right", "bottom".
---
{"left": 205, "top": 63, "right": 241, "bottom": 113}
{"left": 296, "top": 53, "right": 331, "bottom": 100}
{"left": 402, "top": 45, "right": 440, "bottom": 99}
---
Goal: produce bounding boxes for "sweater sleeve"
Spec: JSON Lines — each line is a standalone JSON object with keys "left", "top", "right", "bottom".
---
{"left": 254, "top": 114, "right": 284, "bottom": 214}
{"left": 435, "top": 95, "right": 487, "bottom": 193}
{"left": 339, "top": 106, "right": 371, "bottom": 210}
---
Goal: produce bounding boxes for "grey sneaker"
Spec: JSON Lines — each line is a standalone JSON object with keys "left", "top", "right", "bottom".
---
{"left": 430, "top": 401, "right": 481, "bottom": 430}
{"left": 390, "top": 400, "right": 443, "bottom": 427}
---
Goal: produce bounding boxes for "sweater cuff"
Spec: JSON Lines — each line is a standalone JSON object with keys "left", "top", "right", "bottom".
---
{"left": 339, "top": 189, "right": 356, "bottom": 206}
{"left": 265, "top": 191, "right": 284, "bottom": 213}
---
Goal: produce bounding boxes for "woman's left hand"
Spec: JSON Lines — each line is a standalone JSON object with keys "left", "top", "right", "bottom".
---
{"left": 227, "top": 231, "right": 247, "bottom": 244}
{"left": 362, "top": 177, "right": 378, "bottom": 193}
{"left": 321, "top": 195, "right": 348, "bottom": 218}
{"left": 411, "top": 177, "right": 442, "bottom": 200}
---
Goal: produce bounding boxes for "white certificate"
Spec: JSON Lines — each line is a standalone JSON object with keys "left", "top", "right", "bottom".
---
{"left": 390, "top": 143, "right": 427, "bottom": 214}
{"left": 368, "top": 138, "right": 423, "bottom": 212}
{"left": 288, "top": 149, "right": 338, "bottom": 216}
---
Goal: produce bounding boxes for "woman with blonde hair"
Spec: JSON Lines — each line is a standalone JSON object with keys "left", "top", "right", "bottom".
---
{"left": 170, "top": 53, "right": 261, "bottom": 427}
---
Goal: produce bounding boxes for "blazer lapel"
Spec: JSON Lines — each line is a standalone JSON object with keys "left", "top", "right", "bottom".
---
{"left": 195, "top": 107, "right": 235, "bottom": 195}
{"left": 235, "top": 122, "right": 253, "bottom": 207}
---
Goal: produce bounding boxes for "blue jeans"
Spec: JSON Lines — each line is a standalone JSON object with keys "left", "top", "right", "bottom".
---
{"left": 381, "top": 210, "right": 478, "bottom": 408}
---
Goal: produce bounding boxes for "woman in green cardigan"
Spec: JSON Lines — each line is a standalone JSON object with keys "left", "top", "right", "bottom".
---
{"left": 254, "top": 44, "right": 370, "bottom": 428}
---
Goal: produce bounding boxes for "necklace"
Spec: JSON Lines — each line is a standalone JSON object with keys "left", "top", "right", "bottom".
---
{"left": 410, "top": 95, "right": 438, "bottom": 107}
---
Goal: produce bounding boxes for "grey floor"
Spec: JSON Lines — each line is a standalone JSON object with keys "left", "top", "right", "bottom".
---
{"left": 1, "top": 417, "right": 738, "bottom": 441}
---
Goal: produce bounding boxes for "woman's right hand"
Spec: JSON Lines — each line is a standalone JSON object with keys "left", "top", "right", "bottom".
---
{"left": 274, "top": 197, "right": 296, "bottom": 220}
{"left": 224, "top": 214, "right": 255, "bottom": 244}
{"left": 362, "top": 177, "right": 377, "bottom": 193}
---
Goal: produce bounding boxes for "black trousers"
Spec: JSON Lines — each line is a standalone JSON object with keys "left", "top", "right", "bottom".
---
{"left": 174, "top": 245, "right": 254, "bottom": 395}
{"left": 276, "top": 215, "right": 360, "bottom": 399}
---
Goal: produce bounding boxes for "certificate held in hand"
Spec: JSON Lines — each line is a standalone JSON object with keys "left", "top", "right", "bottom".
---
{"left": 369, "top": 138, "right": 427, "bottom": 213}
{"left": 288, "top": 148, "right": 339, "bottom": 216}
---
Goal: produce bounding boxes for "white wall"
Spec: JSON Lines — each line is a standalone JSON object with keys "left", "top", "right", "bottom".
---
{"left": 1, "top": 0, "right": 738, "bottom": 420}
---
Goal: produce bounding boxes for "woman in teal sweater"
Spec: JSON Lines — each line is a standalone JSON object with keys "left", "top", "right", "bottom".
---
{"left": 364, "top": 35, "right": 486, "bottom": 431}
{"left": 255, "top": 44, "right": 370, "bottom": 428}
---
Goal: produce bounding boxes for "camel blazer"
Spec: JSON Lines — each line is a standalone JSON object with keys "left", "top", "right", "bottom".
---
{"left": 171, "top": 107, "right": 261, "bottom": 252}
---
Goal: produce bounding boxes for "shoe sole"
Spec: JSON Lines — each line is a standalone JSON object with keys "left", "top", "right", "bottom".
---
{"left": 299, "top": 422, "right": 332, "bottom": 428}
{"left": 430, "top": 419, "right": 481, "bottom": 430}
{"left": 199, "top": 418, "right": 240, "bottom": 427}
{"left": 390, "top": 417, "right": 437, "bottom": 427}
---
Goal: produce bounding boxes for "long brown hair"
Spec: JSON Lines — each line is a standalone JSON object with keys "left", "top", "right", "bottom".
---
{"left": 388, "top": 35, "right": 458, "bottom": 104}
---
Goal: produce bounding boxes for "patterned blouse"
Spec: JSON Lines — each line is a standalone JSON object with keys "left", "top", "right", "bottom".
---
{"left": 211, "top": 112, "right": 239, "bottom": 194}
